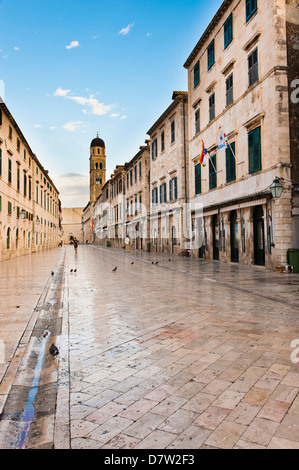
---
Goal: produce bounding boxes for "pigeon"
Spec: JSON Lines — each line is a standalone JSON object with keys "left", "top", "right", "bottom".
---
{"left": 169, "top": 259, "right": 171, "bottom": 262}
{"left": 74, "top": 269, "right": 77, "bottom": 273}
{"left": 131, "top": 262, "right": 134, "bottom": 265}
{"left": 155, "top": 261, "right": 159, "bottom": 264}
{"left": 49, "top": 343, "right": 59, "bottom": 356}
{"left": 152, "top": 262, "right": 154, "bottom": 265}
{"left": 70, "top": 269, "right": 73, "bottom": 273}
{"left": 112, "top": 266, "right": 117, "bottom": 272}
{"left": 51, "top": 271, "right": 54, "bottom": 276}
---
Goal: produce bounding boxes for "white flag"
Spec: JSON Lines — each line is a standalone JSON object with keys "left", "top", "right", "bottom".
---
{"left": 218, "top": 127, "right": 227, "bottom": 150}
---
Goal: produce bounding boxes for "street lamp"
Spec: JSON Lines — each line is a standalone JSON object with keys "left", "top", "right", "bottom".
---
{"left": 270, "top": 177, "right": 284, "bottom": 199}
{"left": 36, "top": 216, "right": 40, "bottom": 225}
{"left": 20, "top": 209, "right": 26, "bottom": 219}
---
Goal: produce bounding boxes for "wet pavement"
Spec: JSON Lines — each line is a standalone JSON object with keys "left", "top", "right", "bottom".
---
{"left": 0, "top": 245, "right": 298, "bottom": 449}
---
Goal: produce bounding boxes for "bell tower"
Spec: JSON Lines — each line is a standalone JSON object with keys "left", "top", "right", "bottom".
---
{"left": 90, "top": 133, "right": 106, "bottom": 204}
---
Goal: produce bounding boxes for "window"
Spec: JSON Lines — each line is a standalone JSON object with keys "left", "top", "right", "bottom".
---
{"left": 24, "top": 149, "right": 26, "bottom": 160}
{"left": 194, "top": 61, "right": 200, "bottom": 87}
{"left": 161, "top": 131, "right": 165, "bottom": 152}
{"left": 248, "top": 126, "right": 262, "bottom": 174}
{"left": 130, "top": 169, "right": 133, "bottom": 185}
{"left": 17, "top": 138, "right": 20, "bottom": 152}
{"left": 246, "top": 0, "right": 257, "bottom": 22}
{"left": 23, "top": 174, "right": 27, "bottom": 196}
{"left": 248, "top": 47, "right": 259, "bottom": 87}
{"left": 17, "top": 165, "right": 20, "bottom": 191}
{"left": 134, "top": 165, "right": 137, "bottom": 182}
{"left": 8, "top": 201, "right": 12, "bottom": 215}
{"left": 130, "top": 199, "right": 133, "bottom": 216}
{"left": 207, "top": 40, "right": 215, "bottom": 70}
{"left": 159, "top": 185, "right": 162, "bottom": 204}
{"left": 139, "top": 161, "right": 142, "bottom": 178}
{"left": 8, "top": 126, "right": 12, "bottom": 140}
{"left": 195, "top": 163, "right": 202, "bottom": 195}
{"left": 135, "top": 196, "right": 137, "bottom": 215}
{"left": 152, "top": 138, "right": 158, "bottom": 159}
{"left": 226, "top": 73, "right": 234, "bottom": 107}
{"left": 224, "top": 14, "right": 233, "bottom": 48}
{"left": 209, "top": 154, "right": 217, "bottom": 189}
{"left": 173, "top": 177, "right": 178, "bottom": 200}
{"left": 226, "top": 142, "right": 236, "bottom": 182}
{"left": 139, "top": 194, "right": 142, "bottom": 213}
{"left": 36, "top": 185, "right": 38, "bottom": 203}
{"left": 195, "top": 108, "right": 200, "bottom": 134}
{"left": 169, "top": 180, "right": 172, "bottom": 201}
{"left": 155, "top": 187, "right": 158, "bottom": 204}
{"left": 209, "top": 93, "right": 215, "bottom": 122}
{"left": 8, "top": 158, "right": 12, "bottom": 183}
{"left": 127, "top": 173, "right": 129, "bottom": 188}
{"left": 171, "top": 121, "right": 175, "bottom": 143}
{"left": 163, "top": 182, "right": 167, "bottom": 203}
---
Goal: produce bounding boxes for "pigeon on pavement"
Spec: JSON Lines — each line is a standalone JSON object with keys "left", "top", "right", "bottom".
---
{"left": 112, "top": 266, "right": 117, "bottom": 272}
{"left": 49, "top": 344, "right": 59, "bottom": 356}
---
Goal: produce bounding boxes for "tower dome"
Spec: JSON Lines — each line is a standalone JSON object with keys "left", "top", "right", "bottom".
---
{"left": 90, "top": 133, "right": 105, "bottom": 148}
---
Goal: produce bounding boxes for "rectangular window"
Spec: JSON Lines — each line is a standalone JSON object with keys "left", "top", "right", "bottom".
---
{"left": 130, "top": 199, "right": 133, "bottom": 216}
{"left": 139, "top": 161, "right": 142, "bottom": 178}
{"left": 8, "top": 201, "right": 12, "bottom": 215}
{"left": 134, "top": 165, "right": 137, "bottom": 182}
{"left": 248, "top": 47, "right": 259, "bottom": 87}
{"left": 248, "top": 126, "right": 262, "bottom": 174}
{"left": 246, "top": 0, "right": 257, "bottom": 22}
{"left": 173, "top": 177, "right": 178, "bottom": 200}
{"left": 193, "top": 60, "right": 200, "bottom": 87}
{"left": 161, "top": 131, "right": 165, "bottom": 152}
{"left": 155, "top": 187, "right": 158, "bottom": 204}
{"left": 159, "top": 185, "right": 162, "bottom": 204}
{"left": 8, "top": 126, "right": 12, "bottom": 140}
{"left": 127, "top": 172, "right": 129, "bottom": 188}
{"left": 17, "top": 166, "right": 20, "bottom": 191}
{"left": 169, "top": 180, "right": 172, "bottom": 201}
{"left": 139, "top": 194, "right": 142, "bottom": 213}
{"left": 8, "top": 158, "right": 12, "bottom": 183}
{"left": 24, "top": 149, "right": 26, "bottom": 160}
{"left": 24, "top": 174, "right": 27, "bottom": 197}
{"left": 195, "top": 108, "right": 200, "bottom": 134}
{"left": 207, "top": 40, "right": 215, "bottom": 70}
{"left": 130, "top": 169, "right": 133, "bottom": 185}
{"left": 17, "top": 138, "right": 20, "bottom": 152}
{"left": 163, "top": 182, "right": 167, "bottom": 202}
{"left": 226, "top": 142, "right": 236, "bottom": 183}
{"left": 171, "top": 121, "right": 175, "bottom": 143}
{"left": 209, "top": 93, "right": 215, "bottom": 122}
{"left": 226, "top": 73, "right": 234, "bottom": 107}
{"left": 152, "top": 138, "right": 158, "bottom": 159}
{"left": 209, "top": 154, "right": 217, "bottom": 189}
{"left": 195, "top": 163, "right": 202, "bottom": 195}
{"left": 135, "top": 196, "right": 137, "bottom": 215}
{"left": 224, "top": 13, "right": 233, "bottom": 48}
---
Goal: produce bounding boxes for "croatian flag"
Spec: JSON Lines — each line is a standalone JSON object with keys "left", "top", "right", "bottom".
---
{"left": 200, "top": 140, "right": 207, "bottom": 167}
{"left": 218, "top": 127, "right": 227, "bottom": 150}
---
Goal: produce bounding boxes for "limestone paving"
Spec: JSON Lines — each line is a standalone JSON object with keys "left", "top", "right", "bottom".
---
{"left": 0, "top": 245, "right": 298, "bottom": 449}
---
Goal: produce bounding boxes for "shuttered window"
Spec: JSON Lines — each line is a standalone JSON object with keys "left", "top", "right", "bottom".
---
{"left": 195, "top": 163, "right": 201, "bottom": 195}
{"left": 209, "top": 154, "right": 217, "bottom": 189}
{"left": 226, "top": 142, "right": 236, "bottom": 183}
{"left": 248, "top": 126, "right": 261, "bottom": 174}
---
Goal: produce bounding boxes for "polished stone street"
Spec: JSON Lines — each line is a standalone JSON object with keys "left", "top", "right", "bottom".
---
{"left": 0, "top": 245, "right": 299, "bottom": 449}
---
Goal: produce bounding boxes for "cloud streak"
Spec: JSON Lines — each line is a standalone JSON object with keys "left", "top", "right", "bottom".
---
{"left": 119, "top": 22, "right": 134, "bottom": 35}
{"left": 65, "top": 40, "right": 79, "bottom": 49}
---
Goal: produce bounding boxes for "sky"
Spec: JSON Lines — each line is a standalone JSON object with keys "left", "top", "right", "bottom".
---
{"left": 0, "top": 0, "right": 223, "bottom": 207}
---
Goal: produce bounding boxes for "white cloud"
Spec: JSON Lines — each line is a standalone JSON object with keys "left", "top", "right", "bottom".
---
{"left": 14, "top": 46, "right": 20, "bottom": 51}
{"left": 146, "top": 33, "right": 152, "bottom": 37}
{"left": 110, "top": 113, "right": 120, "bottom": 118}
{"left": 54, "top": 88, "right": 71, "bottom": 97}
{"left": 34, "top": 124, "right": 42, "bottom": 128}
{"left": 119, "top": 22, "right": 134, "bottom": 36}
{"left": 63, "top": 121, "right": 85, "bottom": 132}
{"left": 121, "top": 115, "right": 127, "bottom": 119}
{"left": 54, "top": 172, "right": 89, "bottom": 208}
{"left": 50, "top": 126, "right": 57, "bottom": 130}
{"left": 66, "top": 95, "right": 112, "bottom": 116}
{"left": 65, "top": 40, "right": 79, "bottom": 50}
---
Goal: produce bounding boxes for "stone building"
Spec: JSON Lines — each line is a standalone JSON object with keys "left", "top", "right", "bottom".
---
{"left": 82, "top": 133, "right": 107, "bottom": 244}
{"left": 61, "top": 207, "right": 84, "bottom": 245}
{"left": 184, "top": 0, "right": 298, "bottom": 269}
{"left": 93, "top": 141, "right": 151, "bottom": 250}
{"left": 147, "top": 91, "right": 189, "bottom": 255}
{"left": 0, "top": 98, "right": 61, "bottom": 261}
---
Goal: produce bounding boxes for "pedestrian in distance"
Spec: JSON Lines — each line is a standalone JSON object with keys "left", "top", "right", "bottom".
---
{"left": 73, "top": 237, "right": 79, "bottom": 254}
{"left": 125, "top": 235, "right": 130, "bottom": 253}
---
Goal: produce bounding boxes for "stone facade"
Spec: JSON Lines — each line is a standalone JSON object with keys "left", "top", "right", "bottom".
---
{"left": 0, "top": 99, "right": 61, "bottom": 261}
{"left": 147, "top": 92, "right": 189, "bottom": 255}
{"left": 61, "top": 207, "right": 84, "bottom": 244}
{"left": 184, "top": 0, "right": 297, "bottom": 269}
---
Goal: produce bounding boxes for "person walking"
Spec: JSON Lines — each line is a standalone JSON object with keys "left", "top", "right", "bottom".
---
{"left": 73, "top": 237, "right": 79, "bottom": 254}
{"left": 125, "top": 235, "right": 130, "bottom": 253}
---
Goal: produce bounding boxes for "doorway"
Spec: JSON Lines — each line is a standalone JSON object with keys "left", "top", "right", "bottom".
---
{"left": 230, "top": 210, "right": 239, "bottom": 263}
{"left": 212, "top": 215, "right": 219, "bottom": 260}
{"left": 253, "top": 205, "right": 265, "bottom": 266}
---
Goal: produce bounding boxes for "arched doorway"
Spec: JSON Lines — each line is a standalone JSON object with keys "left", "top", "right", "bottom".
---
{"left": 230, "top": 210, "right": 239, "bottom": 263}
{"left": 212, "top": 215, "right": 219, "bottom": 260}
{"left": 253, "top": 205, "right": 265, "bottom": 266}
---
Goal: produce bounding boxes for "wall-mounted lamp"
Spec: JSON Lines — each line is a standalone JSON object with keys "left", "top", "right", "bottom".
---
{"left": 36, "top": 216, "right": 40, "bottom": 225}
{"left": 270, "top": 177, "right": 284, "bottom": 199}
{"left": 20, "top": 209, "right": 26, "bottom": 220}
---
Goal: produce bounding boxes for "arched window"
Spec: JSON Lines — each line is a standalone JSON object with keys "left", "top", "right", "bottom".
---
{"left": 95, "top": 163, "right": 98, "bottom": 169}
{"left": 97, "top": 148, "right": 100, "bottom": 154}
{"left": 100, "top": 162, "right": 103, "bottom": 170}
{"left": 6, "top": 228, "right": 10, "bottom": 249}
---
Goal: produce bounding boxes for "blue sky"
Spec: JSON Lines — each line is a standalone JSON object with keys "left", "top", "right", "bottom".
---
{"left": 0, "top": 0, "right": 223, "bottom": 207}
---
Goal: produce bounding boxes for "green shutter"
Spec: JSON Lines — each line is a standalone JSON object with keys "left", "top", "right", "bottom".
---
{"left": 195, "top": 163, "right": 201, "bottom": 195}
{"left": 226, "top": 142, "right": 236, "bottom": 183}
{"left": 248, "top": 127, "right": 261, "bottom": 174}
